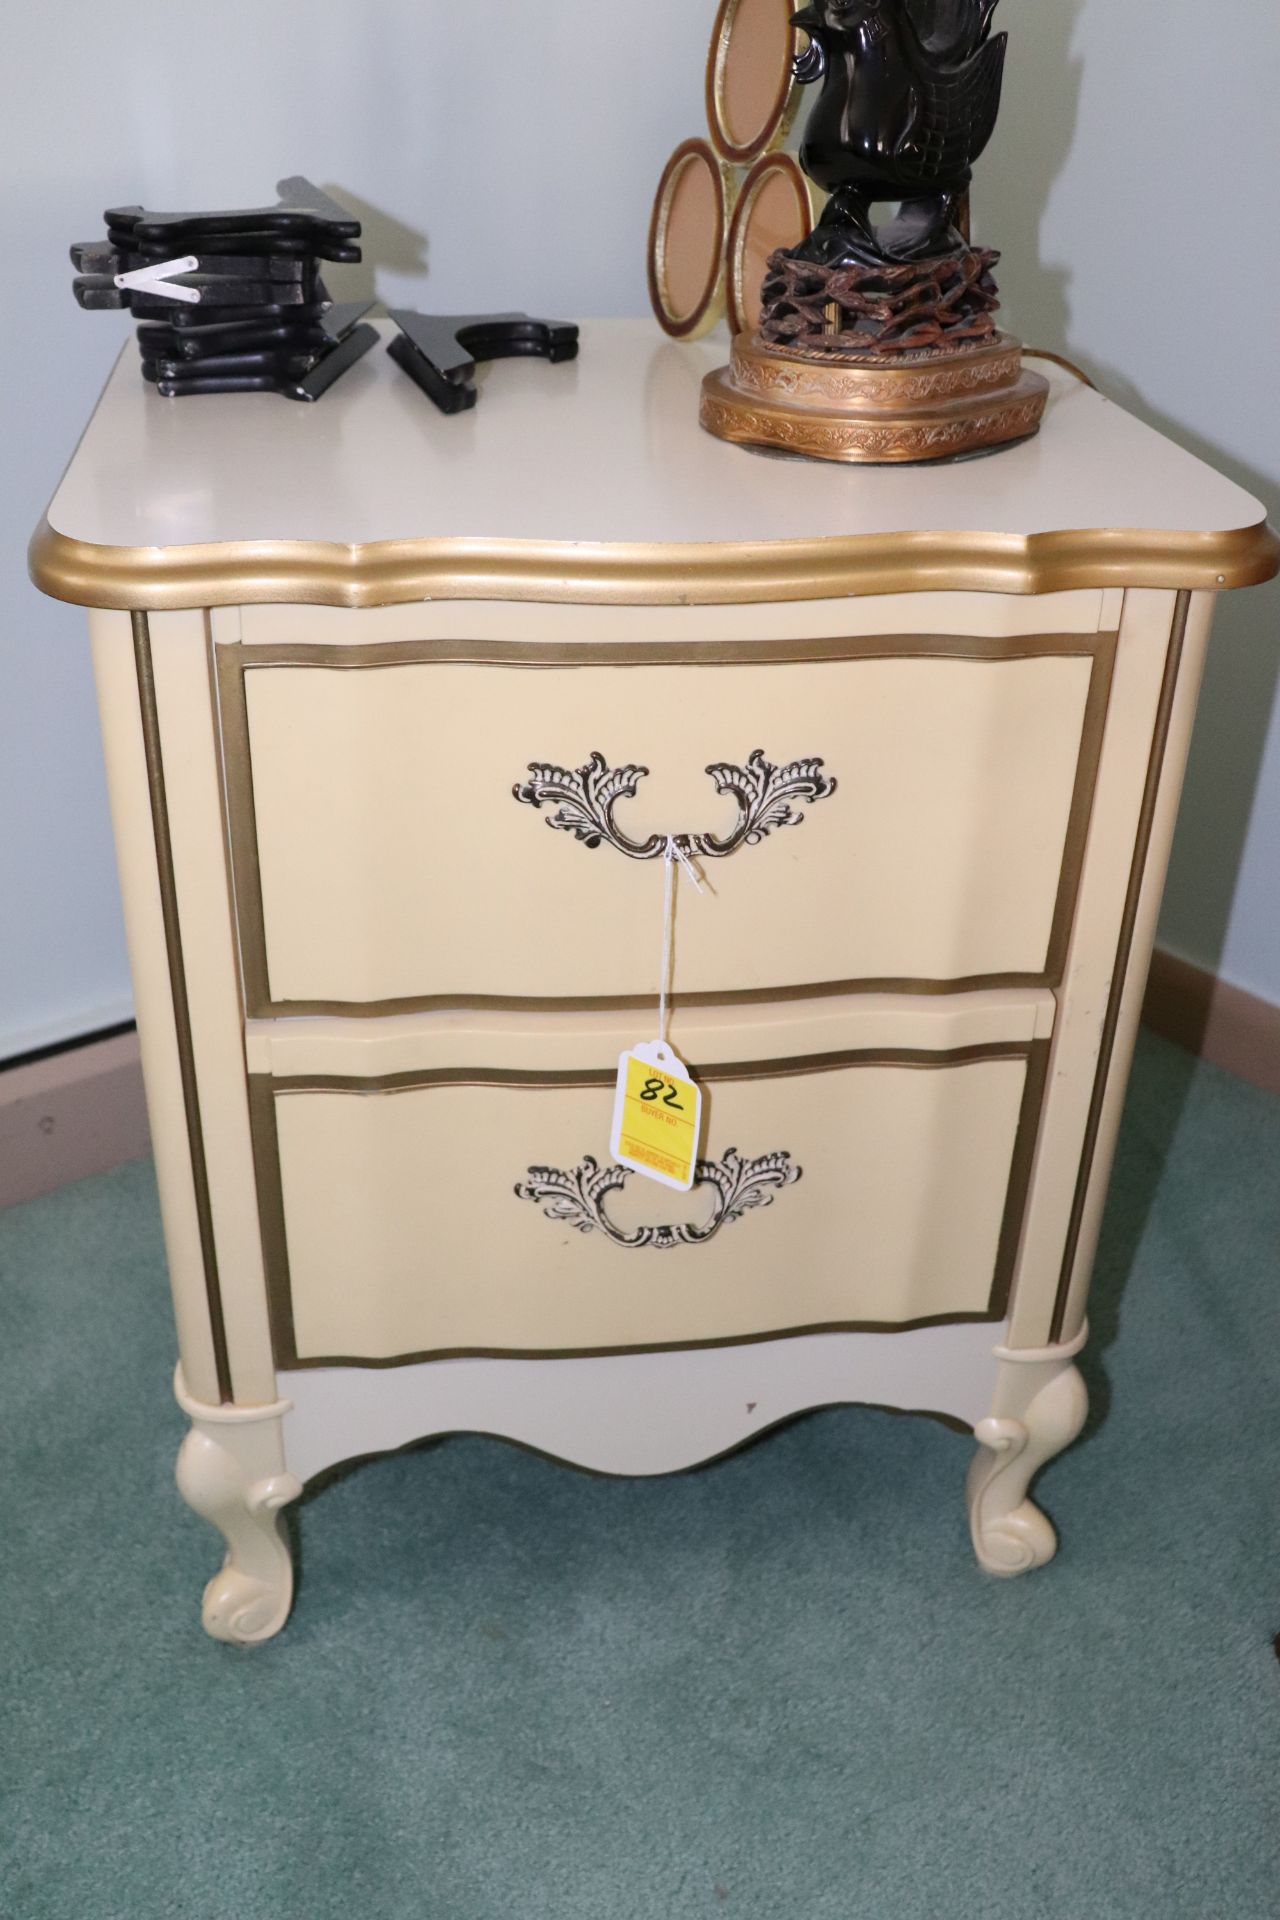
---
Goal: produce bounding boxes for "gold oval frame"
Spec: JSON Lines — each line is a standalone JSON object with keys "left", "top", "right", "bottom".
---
{"left": 726, "top": 152, "right": 816, "bottom": 339}
{"left": 647, "top": 138, "right": 735, "bottom": 341}
{"left": 706, "top": 0, "right": 802, "bottom": 165}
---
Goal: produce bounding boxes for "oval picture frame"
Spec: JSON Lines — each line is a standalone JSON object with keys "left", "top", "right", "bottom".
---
{"left": 726, "top": 152, "right": 816, "bottom": 339}
{"left": 647, "top": 138, "right": 734, "bottom": 341}
{"left": 706, "top": 0, "right": 802, "bottom": 166}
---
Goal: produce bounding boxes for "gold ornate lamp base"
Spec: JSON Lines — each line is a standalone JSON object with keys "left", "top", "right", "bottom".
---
{"left": 700, "top": 331, "right": 1049, "bottom": 465}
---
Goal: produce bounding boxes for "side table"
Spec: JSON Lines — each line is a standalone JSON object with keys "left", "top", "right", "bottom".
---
{"left": 30, "top": 322, "right": 1278, "bottom": 1640}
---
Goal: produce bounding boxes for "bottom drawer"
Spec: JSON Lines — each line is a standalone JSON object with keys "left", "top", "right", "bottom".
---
{"left": 248, "top": 996, "right": 1051, "bottom": 1367}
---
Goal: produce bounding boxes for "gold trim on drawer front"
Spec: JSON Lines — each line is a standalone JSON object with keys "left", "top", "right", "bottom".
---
{"left": 29, "top": 516, "right": 1280, "bottom": 610}
{"left": 263, "top": 1040, "right": 1032, "bottom": 1093}
{"left": 213, "top": 630, "right": 1116, "bottom": 1018}
{"left": 249, "top": 1039, "right": 1050, "bottom": 1370}
{"left": 215, "top": 629, "right": 1113, "bottom": 671}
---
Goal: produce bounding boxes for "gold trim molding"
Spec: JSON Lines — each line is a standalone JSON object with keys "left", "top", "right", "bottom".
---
{"left": 29, "top": 516, "right": 1280, "bottom": 613}
{"left": 266, "top": 1040, "right": 1039, "bottom": 1098}
{"left": 1050, "top": 591, "right": 1190, "bottom": 1342}
{"left": 133, "top": 614, "right": 234, "bottom": 1403}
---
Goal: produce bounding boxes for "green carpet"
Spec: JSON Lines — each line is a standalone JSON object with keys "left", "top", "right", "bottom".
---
{"left": 2, "top": 1032, "right": 1278, "bottom": 1919}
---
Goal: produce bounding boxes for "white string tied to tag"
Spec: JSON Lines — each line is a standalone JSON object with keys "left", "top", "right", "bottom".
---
{"left": 658, "top": 836, "right": 705, "bottom": 1053}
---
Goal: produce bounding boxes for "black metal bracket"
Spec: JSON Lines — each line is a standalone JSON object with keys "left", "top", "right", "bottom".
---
{"left": 70, "top": 178, "right": 379, "bottom": 400}
{"left": 386, "top": 308, "right": 580, "bottom": 415}
{"left": 102, "top": 176, "right": 361, "bottom": 254}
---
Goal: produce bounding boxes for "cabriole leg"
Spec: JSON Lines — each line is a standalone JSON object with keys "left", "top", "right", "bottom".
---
{"left": 174, "top": 1365, "right": 302, "bottom": 1644}
{"left": 967, "top": 1323, "right": 1089, "bottom": 1577}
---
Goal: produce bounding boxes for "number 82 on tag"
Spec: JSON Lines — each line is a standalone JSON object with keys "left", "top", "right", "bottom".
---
{"left": 609, "top": 1042, "right": 703, "bottom": 1192}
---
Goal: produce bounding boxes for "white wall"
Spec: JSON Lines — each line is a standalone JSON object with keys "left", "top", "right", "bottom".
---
{"left": 981, "top": 0, "right": 1280, "bottom": 1004}
{"left": 1, "top": 1, "right": 710, "bottom": 1059}
{"left": 2, "top": 0, "right": 1276, "bottom": 1058}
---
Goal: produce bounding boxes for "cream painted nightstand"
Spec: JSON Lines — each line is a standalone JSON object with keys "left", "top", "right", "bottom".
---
{"left": 31, "top": 321, "right": 1277, "bottom": 1642}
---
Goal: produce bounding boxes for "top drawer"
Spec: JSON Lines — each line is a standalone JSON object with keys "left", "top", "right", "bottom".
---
{"left": 216, "top": 626, "right": 1113, "bottom": 1013}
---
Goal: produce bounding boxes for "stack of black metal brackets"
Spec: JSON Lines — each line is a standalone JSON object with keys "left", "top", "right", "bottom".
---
{"left": 70, "top": 176, "right": 377, "bottom": 400}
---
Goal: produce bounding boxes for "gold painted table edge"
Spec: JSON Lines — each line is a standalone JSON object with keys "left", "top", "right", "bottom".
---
{"left": 28, "top": 514, "right": 1280, "bottom": 613}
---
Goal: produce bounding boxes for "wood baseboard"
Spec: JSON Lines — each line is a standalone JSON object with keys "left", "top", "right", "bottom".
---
{"left": 1142, "top": 949, "right": 1280, "bottom": 1096}
{"left": 0, "top": 1030, "right": 150, "bottom": 1209}
{"left": 1, "top": 953, "right": 1274, "bottom": 1211}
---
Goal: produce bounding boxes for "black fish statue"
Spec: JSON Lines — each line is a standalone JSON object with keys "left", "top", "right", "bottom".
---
{"left": 698, "top": 0, "right": 1048, "bottom": 465}
{"left": 791, "top": 0, "right": 1007, "bottom": 264}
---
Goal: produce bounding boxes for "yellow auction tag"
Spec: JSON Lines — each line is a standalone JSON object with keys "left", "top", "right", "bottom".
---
{"left": 610, "top": 1040, "right": 703, "bottom": 1192}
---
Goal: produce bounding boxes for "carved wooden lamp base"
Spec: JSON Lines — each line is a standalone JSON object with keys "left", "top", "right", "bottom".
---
{"left": 700, "top": 330, "right": 1050, "bottom": 466}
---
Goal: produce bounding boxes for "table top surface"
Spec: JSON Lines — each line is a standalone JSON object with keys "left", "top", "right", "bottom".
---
{"left": 32, "top": 320, "right": 1277, "bottom": 610}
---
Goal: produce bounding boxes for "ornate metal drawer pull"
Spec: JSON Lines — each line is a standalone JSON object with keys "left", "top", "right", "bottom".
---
{"left": 512, "top": 748, "right": 836, "bottom": 860}
{"left": 515, "top": 1148, "right": 801, "bottom": 1250}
